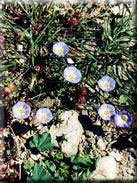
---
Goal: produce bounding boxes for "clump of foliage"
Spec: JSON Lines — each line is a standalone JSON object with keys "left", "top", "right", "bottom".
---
{"left": 23, "top": 132, "right": 96, "bottom": 182}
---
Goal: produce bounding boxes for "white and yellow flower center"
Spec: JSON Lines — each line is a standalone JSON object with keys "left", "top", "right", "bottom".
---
{"left": 103, "top": 109, "right": 111, "bottom": 116}
{"left": 57, "top": 48, "right": 63, "bottom": 54}
{"left": 18, "top": 108, "right": 25, "bottom": 115}
{"left": 40, "top": 114, "right": 46, "bottom": 121}
{"left": 67, "top": 73, "right": 76, "bottom": 81}
{"left": 103, "top": 81, "right": 110, "bottom": 89}
{"left": 121, "top": 115, "right": 128, "bottom": 122}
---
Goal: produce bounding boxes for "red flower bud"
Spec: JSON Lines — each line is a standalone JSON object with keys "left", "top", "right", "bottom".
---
{"left": 80, "top": 87, "right": 88, "bottom": 96}
{"left": 34, "top": 65, "right": 41, "bottom": 72}
{"left": 68, "top": 17, "right": 78, "bottom": 26}
{"left": 79, "top": 95, "right": 87, "bottom": 104}
{"left": 0, "top": 36, "right": 5, "bottom": 44}
{"left": 4, "top": 88, "right": 11, "bottom": 94}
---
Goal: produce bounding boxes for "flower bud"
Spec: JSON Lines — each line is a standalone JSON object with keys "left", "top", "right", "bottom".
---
{"left": 34, "top": 65, "right": 41, "bottom": 72}
{"left": 4, "top": 88, "right": 11, "bottom": 94}
{"left": 79, "top": 95, "right": 87, "bottom": 104}
{"left": 80, "top": 87, "right": 88, "bottom": 96}
{"left": 68, "top": 17, "right": 78, "bottom": 26}
{"left": 0, "top": 35, "right": 5, "bottom": 44}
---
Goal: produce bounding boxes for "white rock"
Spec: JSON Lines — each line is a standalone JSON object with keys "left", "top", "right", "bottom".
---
{"left": 92, "top": 156, "right": 117, "bottom": 180}
{"left": 95, "top": 120, "right": 101, "bottom": 126}
{"left": 49, "top": 110, "right": 83, "bottom": 157}
{"left": 97, "top": 138, "right": 106, "bottom": 151}
{"left": 81, "top": 110, "right": 88, "bottom": 116}
{"left": 17, "top": 44, "right": 23, "bottom": 52}
{"left": 30, "top": 154, "right": 39, "bottom": 161}
{"left": 109, "top": 151, "right": 121, "bottom": 162}
{"left": 67, "top": 58, "right": 74, "bottom": 64}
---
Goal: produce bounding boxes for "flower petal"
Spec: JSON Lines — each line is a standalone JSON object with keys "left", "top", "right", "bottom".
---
{"left": 114, "top": 112, "right": 132, "bottom": 128}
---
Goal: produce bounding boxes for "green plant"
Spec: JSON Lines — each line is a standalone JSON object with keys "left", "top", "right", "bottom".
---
{"left": 29, "top": 132, "right": 53, "bottom": 152}
{"left": 27, "top": 163, "right": 53, "bottom": 182}
{"left": 71, "top": 154, "right": 96, "bottom": 180}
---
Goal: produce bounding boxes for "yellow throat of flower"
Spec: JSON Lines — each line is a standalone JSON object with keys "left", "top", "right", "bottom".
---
{"left": 57, "top": 48, "right": 63, "bottom": 54}
{"left": 18, "top": 108, "right": 25, "bottom": 115}
{"left": 67, "top": 73, "right": 76, "bottom": 81}
{"left": 103, "top": 81, "right": 110, "bottom": 89}
{"left": 40, "top": 114, "right": 46, "bottom": 121}
{"left": 104, "top": 109, "right": 110, "bottom": 116}
{"left": 121, "top": 115, "right": 128, "bottom": 121}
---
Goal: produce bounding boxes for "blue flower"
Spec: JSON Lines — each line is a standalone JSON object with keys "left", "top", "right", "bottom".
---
{"left": 98, "top": 76, "right": 116, "bottom": 92}
{"left": 64, "top": 66, "right": 82, "bottom": 83}
{"left": 53, "top": 42, "right": 69, "bottom": 57}
{"left": 12, "top": 101, "right": 31, "bottom": 119}
{"left": 98, "top": 103, "right": 115, "bottom": 121}
{"left": 114, "top": 112, "right": 132, "bottom": 128}
{"left": 35, "top": 108, "right": 53, "bottom": 124}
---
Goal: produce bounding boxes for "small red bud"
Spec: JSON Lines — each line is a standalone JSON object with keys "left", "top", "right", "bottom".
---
{"left": 0, "top": 36, "right": 5, "bottom": 44}
{"left": 79, "top": 95, "right": 87, "bottom": 104}
{"left": 4, "top": 88, "right": 11, "bottom": 94}
{"left": 34, "top": 65, "right": 41, "bottom": 72}
{"left": 80, "top": 87, "right": 88, "bottom": 96}
{"left": 68, "top": 17, "right": 78, "bottom": 26}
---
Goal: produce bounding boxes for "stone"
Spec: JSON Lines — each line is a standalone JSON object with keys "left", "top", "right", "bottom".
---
{"left": 67, "top": 58, "right": 74, "bottom": 64}
{"left": 81, "top": 110, "right": 88, "bottom": 116}
{"left": 95, "top": 120, "right": 101, "bottom": 126}
{"left": 30, "top": 154, "right": 39, "bottom": 161}
{"left": 109, "top": 151, "right": 121, "bottom": 162}
{"left": 17, "top": 44, "right": 23, "bottom": 52}
{"left": 96, "top": 138, "right": 106, "bottom": 151}
{"left": 101, "top": 151, "right": 107, "bottom": 157}
{"left": 92, "top": 156, "right": 117, "bottom": 180}
{"left": 49, "top": 110, "right": 83, "bottom": 157}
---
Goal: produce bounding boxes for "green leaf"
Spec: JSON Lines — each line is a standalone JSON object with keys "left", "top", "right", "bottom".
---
{"left": 119, "top": 95, "right": 129, "bottom": 104}
{"left": 23, "top": 159, "right": 34, "bottom": 172}
{"left": 29, "top": 73, "right": 37, "bottom": 92}
{"left": 29, "top": 132, "right": 53, "bottom": 152}
{"left": 27, "top": 163, "right": 53, "bottom": 182}
{"left": 45, "top": 160, "right": 56, "bottom": 172}
{"left": 71, "top": 155, "right": 92, "bottom": 166}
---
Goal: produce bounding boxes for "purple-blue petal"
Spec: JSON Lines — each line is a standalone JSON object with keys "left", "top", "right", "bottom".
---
{"left": 64, "top": 66, "right": 82, "bottom": 84}
{"left": 35, "top": 108, "right": 53, "bottom": 124}
{"left": 114, "top": 112, "right": 132, "bottom": 128}
{"left": 12, "top": 101, "right": 31, "bottom": 119}
{"left": 98, "top": 76, "right": 116, "bottom": 92}
{"left": 53, "top": 42, "right": 69, "bottom": 57}
{"left": 98, "top": 103, "right": 115, "bottom": 121}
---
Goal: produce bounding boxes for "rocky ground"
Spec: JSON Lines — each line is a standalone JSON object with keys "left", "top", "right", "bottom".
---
{"left": 33, "top": 109, "right": 137, "bottom": 181}
{"left": 0, "top": 0, "right": 137, "bottom": 182}
{"left": 55, "top": 110, "right": 137, "bottom": 181}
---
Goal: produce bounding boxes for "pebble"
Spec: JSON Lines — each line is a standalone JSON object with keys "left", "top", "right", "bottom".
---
{"left": 30, "top": 154, "right": 39, "bottom": 161}
{"left": 81, "top": 110, "right": 88, "bottom": 116}
{"left": 67, "top": 58, "right": 74, "bottom": 64}
{"left": 95, "top": 120, "right": 101, "bottom": 126}
{"left": 101, "top": 151, "right": 107, "bottom": 157}
{"left": 85, "top": 131, "right": 95, "bottom": 138}
{"left": 92, "top": 156, "right": 117, "bottom": 180}
{"left": 109, "top": 151, "right": 121, "bottom": 162}
{"left": 96, "top": 138, "right": 106, "bottom": 151}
